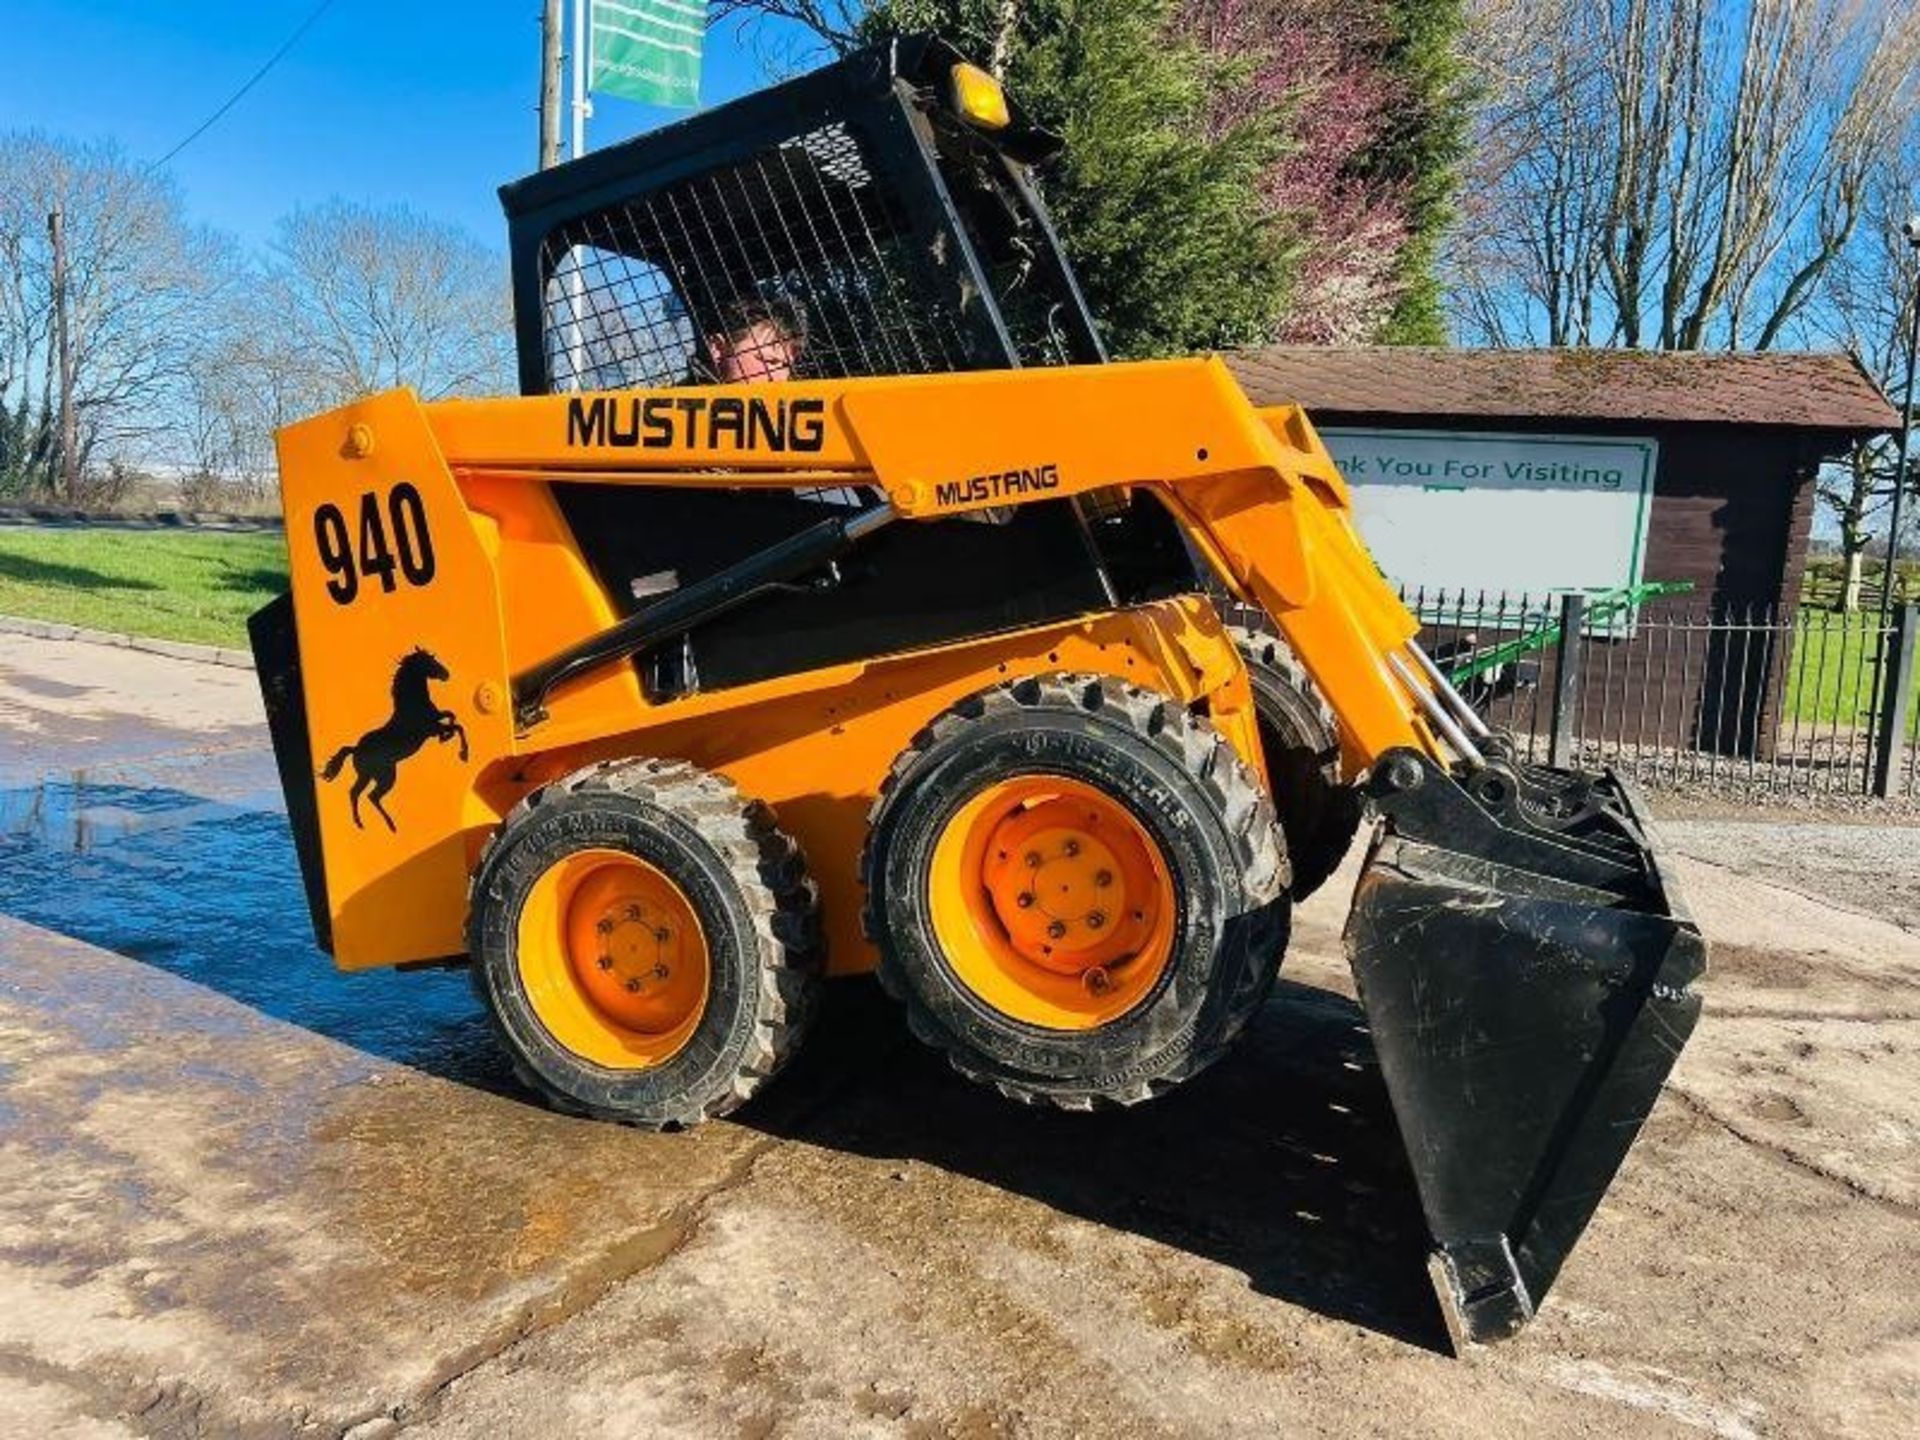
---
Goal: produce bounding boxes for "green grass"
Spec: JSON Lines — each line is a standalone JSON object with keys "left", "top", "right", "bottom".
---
{"left": 1781, "top": 610, "right": 1920, "bottom": 733}
{"left": 0, "top": 527, "right": 287, "bottom": 648}
{"left": 1786, "top": 562, "right": 1920, "bottom": 730}
{"left": 1784, "top": 613, "right": 1884, "bottom": 727}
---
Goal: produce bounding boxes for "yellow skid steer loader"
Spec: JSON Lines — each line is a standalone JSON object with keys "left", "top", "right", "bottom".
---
{"left": 250, "top": 38, "right": 1705, "bottom": 1345}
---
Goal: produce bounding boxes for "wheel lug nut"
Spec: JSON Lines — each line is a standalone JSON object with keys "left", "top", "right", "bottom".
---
{"left": 597, "top": 918, "right": 616, "bottom": 936}
{"left": 654, "top": 963, "right": 670, "bottom": 980}
{"left": 1047, "top": 920, "right": 1068, "bottom": 940}
{"left": 596, "top": 955, "right": 614, "bottom": 972}
{"left": 1083, "top": 967, "right": 1113, "bottom": 995}
{"left": 1024, "top": 851, "right": 1043, "bottom": 869}
{"left": 625, "top": 978, "right": 643, "bottom": 994}
{"left": 1087, "top": 911, "right": 1107, "bottom": 930}
{"left": 1015, "top": 892, "right": 1035, "bottom": 909}
{"left": 1062, "top": 839, "right": 1081, "bottom": 857}
{"left": 1094, "top": 870, "right": 1113, "bottom": 889}
{"left": 654, "top": 927, "right": 671, "bottom": 943}
{"left": 626, "top": 904, "right": 644, "bottom": 921}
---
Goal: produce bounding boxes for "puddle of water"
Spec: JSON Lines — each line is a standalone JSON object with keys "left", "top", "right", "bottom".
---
{"left": 0, "top": 775, "right": 504, "bottom": 1089}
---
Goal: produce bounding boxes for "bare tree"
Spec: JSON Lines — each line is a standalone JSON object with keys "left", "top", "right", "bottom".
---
{"left": 1450, "top": 0, "right": 1920, "bottom": 353}
{"left": 263, "top": 202, "right": 515, "bottom": 406}
{"left": 709, "top": 1, "right": 868, "bottom": 70}
{"left": 710, "top": 0, "right": 864, "bottom": 39}
{"left": 1815, "top": 144, "right": 1920, "bottom": 607}
{"left": 708, "top": 0, "right": 1016, "bottom": 71}
{"left": 0, "top": 131, "right": 232, "bottom": 502}
{"left": 177, "top": 317, "right": 297, "bottom": 507}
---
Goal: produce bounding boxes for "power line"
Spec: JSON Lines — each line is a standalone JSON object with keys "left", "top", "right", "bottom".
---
{"left": 152, "top": 0, "right": 341, "bottom": 169}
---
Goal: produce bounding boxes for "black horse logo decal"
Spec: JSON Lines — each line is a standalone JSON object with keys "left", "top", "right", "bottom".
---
{"left": 319, "top": 648, "right": 469, "bottom": 832}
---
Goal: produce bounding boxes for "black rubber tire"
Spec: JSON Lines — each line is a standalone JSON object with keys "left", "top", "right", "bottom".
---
{"left": 862, "top": 674, "right": 1291, "bottom": 1111}
{"left": 1228, "top": 623, "right": 1365, "bottom": 901}
{"left": 467, "top": 757, "right": 820, "bottom": 1129}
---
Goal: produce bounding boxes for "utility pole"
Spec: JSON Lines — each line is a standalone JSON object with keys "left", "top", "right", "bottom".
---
{"left": 539, "top": 0, "right": 564, "bottom": 169}
{"left": 47, "top": 206, "right": 78, "bottom": 502}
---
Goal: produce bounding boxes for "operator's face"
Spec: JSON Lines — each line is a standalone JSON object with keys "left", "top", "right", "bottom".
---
{"left": 710, "top": 320, "right": 800, "bottom": 384}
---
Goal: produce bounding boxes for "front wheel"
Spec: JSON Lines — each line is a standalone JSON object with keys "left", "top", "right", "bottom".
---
{"left": 1229, "top": 623, "right": 1364, "bottom": 901}
{"left": 863, "top": 674, "right": 1290, "bottom": 1110}
{"left": 468, "top": 758, "right": 820, "bottom": 1128}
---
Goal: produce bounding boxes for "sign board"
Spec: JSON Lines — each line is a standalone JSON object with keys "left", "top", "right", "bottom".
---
{"left": 592, "top": 0, "right": 706, "bottom": 109}
{"left": 1319, "top": 427, "right": 1658, "bottom": 629}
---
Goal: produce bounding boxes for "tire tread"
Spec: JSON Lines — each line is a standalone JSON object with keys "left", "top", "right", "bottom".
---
{"left": 468, "top": 757, "right": 820, "bottom": 1128}
{"left": 1225, "top": 619, "right": 1365, "bottom": 901}
{"left": 862, "top": 674, "right": 1288, "bottom": 1112}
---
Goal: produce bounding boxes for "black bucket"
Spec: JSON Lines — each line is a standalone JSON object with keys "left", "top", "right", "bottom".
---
{"left": 1345, "top": 749, "right": 1706, "bottom": 1346}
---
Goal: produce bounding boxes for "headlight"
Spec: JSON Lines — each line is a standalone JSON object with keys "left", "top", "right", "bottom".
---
{"left": 950, "top": 62, "right": 1011, "bottom": 131}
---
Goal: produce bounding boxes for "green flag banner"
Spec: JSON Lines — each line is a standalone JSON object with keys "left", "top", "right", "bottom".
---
{"left": 591, "top": 0, "right": 706, "bottom": 109}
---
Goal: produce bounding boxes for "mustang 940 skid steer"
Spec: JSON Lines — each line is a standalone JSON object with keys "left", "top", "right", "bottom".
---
{"left": 250, "top": 37, "right": 1705, "bottom": 1344}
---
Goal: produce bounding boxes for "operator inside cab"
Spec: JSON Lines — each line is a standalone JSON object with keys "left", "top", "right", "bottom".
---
{"left": 695, "top": 297, "right": 807, "bottom": 385}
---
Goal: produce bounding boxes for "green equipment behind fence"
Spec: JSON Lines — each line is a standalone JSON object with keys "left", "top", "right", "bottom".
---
{"left": 1443, "top": 582, "right": 1697, "bottom": 684}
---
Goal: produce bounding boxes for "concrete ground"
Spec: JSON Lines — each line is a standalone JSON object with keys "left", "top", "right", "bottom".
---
{"left": 2, "top": 632, "right": 1917, "bottom": 1439}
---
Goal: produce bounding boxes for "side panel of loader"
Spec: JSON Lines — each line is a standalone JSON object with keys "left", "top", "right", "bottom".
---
{"left": 273, "top": 394, "right": 516, "bottom": 968}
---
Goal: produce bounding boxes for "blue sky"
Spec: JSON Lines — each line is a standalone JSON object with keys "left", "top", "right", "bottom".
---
{"left": 0, "top": 2, "right": 819, "bottom": 249}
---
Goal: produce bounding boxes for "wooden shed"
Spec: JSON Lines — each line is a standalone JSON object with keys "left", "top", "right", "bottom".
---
{"left": 1223, "top": 347, "right": 1899, "bottom": 754}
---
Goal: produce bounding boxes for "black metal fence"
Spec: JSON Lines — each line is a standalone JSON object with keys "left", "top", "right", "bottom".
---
{"left": 1403, "top": 587, "right": 1920, "bottom": 800}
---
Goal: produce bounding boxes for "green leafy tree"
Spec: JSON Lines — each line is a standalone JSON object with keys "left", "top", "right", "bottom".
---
{"left": 866, "top": 0, "right": 1296, "bottom": 357}
{"left": 720, "top": 1, "right": 1471, "bottom": 350}
{"left": 1361, "top": 0, "right": 1470, "bottom": 343}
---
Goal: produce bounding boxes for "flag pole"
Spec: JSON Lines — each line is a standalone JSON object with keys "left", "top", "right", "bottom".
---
{"left": 571, "top": 0, "right": 591, "bottom": 158}
{"left": 565, "top": 0, "right": 590, "bottom": 387}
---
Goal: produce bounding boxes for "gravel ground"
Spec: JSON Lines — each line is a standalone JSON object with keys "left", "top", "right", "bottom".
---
{"left": 1656, "top": 815, "right": 1920, "bottom": 933}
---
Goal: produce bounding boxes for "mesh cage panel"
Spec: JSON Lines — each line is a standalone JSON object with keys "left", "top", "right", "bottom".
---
{"left": 539, "top": 122, "right": 978, "bottom": 392}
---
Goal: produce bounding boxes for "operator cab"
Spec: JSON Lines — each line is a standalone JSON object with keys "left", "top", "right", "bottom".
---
{"left": 498, "top": 35, "right": 1191, "bottom": 698}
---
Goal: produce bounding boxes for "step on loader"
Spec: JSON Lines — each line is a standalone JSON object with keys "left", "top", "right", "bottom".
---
{"left": 250, "top": 37, "right": 1706, "bottom": 1346}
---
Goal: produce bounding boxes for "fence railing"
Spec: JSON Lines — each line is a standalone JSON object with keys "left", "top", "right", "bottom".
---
{"left": 1399, "top": 586, "right": 1920, "bottom": 800}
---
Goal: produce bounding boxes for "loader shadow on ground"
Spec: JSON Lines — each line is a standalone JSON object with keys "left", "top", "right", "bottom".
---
{"left": 741, "top": 976, "right": 1451, "bottom": 1352}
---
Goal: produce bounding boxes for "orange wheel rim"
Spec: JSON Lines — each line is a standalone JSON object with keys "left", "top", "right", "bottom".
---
{"left": 928, "top": 776, "right": 1176, "bottom": 1030}
{"left": 516, "top": 849, "right": 710, "bottom": 1068}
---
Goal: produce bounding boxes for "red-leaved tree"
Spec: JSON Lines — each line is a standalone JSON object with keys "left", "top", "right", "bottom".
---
{"left": 1176, "top": 0, "right": 1416, "bottom": 343}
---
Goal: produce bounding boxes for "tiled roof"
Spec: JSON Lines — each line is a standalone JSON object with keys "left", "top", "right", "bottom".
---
{"left": 1224, "top": 346, "right": 1899, "bottom": 434}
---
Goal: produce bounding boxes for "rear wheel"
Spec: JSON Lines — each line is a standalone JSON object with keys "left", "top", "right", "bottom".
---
{"left": 1229, "top": 623, "right": 1364, "bottom": 901}
{"left": 468, "top": 758, "right": 820, "bottom": 1128}
{"left": 863, "top": 674, "right": 1290, "bottom": 1109}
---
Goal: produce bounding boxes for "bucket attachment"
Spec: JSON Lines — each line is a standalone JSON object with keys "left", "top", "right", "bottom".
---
{"left": 1345, "top": 746, "right": 1706, "bottom": 1346}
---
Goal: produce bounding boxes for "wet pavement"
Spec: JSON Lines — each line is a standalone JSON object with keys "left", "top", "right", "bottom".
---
{"left": 0, "top": 632, "right": 508, "bottom": 1089}
{"left": 4, "top": 632, "right": 1920, "bottom": 1438}
{"left": 0, "top": 762, "right": 500, "bottom": 1090}
{"left": 0, "top": 638, "right": 779, "bottom": 1434}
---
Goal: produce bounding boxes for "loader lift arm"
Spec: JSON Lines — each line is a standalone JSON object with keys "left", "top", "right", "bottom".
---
{"left": 436, "top": 356, "right": 1467, "bottom": 775}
